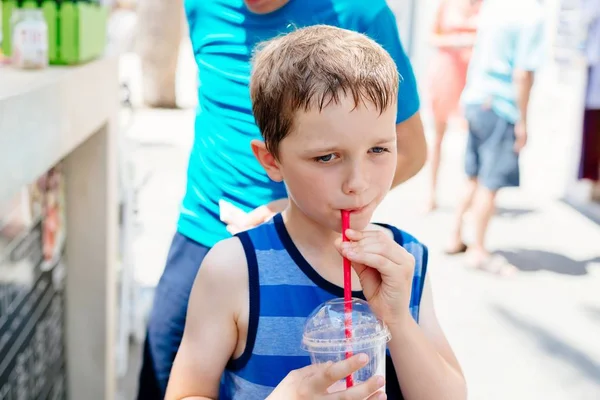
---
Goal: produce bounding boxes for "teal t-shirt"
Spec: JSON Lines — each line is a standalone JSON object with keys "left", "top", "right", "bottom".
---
{"left": 460, "top": 0, "right": 545, "bottom": 123}
{"left": 181, "top": 0, "right": 420, "bottom": 247}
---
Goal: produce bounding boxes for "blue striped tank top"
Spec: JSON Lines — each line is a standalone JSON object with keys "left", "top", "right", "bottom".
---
{"left": 219, "top": 213, "right": 428, "bottom": 399}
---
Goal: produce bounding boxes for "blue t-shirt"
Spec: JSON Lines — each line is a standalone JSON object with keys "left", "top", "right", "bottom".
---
{"left": 461, "top": 0, "right": 545, "bottom": 123}
{"left": 182, "top": 0, "right": 420, "bottom": 247}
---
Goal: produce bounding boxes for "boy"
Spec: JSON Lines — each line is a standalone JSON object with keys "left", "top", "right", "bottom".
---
{"left": 140, "top": 2, "right": 427, "bottom": 395}
{"left": 166, "top": 26, "right": 465, "bottom": 400}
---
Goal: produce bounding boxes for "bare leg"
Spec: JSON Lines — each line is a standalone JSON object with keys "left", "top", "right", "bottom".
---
{"left": 592, "top": 184, "right": 600, "bottom": 203}
{"left": 426, "top": 118, "right": 447, "bottom": 212}
{"left": 593, "top": 168, "right": 600, "bottom": 202}
{"left": 447, "top": 177, "right": 478, "bottom": 252}
{"left": 467, "top": 186, "right": 497, "bottom": 265}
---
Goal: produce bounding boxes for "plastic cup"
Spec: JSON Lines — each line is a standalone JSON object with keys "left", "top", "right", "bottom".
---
{"left": 301, "top": 298, "right": 391, "bottom": 393}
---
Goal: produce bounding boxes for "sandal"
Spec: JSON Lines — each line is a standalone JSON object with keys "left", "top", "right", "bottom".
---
{"left": 470, "top": 255, "right": 517, "bottom": 277}
{"left": 444, "top": 242, "right": 468, "bottom": 255}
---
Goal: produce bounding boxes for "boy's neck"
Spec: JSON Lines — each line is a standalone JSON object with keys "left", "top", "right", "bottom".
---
{"left": 281, "top": 205, "right": 340, "bottom": 254}
{"left": 280, "top": 204, "right": 364, "bottom": 290}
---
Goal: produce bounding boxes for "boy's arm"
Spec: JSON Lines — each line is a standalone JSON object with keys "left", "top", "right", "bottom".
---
{"left": 165, "top": 238, "right": 248, "bottom": 400}
{"left": 387, "top": 276, "right": 466, "bottom": 399}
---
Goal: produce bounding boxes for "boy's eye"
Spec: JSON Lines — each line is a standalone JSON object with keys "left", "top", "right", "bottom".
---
{"left": 370, "top": 147, "right": 390, "bottom": 154}
{"left": 314, "top": 153, "right": 338, "bottom": 163}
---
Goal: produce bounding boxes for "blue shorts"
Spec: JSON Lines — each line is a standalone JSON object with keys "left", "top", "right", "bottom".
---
{"left": 464, "top": 105, "right": 520, "bottom": 190}
{"left": 137, "top": 232, "right": 210, "bottom": 399}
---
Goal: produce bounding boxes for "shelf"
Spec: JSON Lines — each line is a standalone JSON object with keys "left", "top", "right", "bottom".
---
{"left": 0, "top": 58, "right": 118, "bottom": 205}
{"left": 0, "top": 58, "right": 119, "bottom": 400}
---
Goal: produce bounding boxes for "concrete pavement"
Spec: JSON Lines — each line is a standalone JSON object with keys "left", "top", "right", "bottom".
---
{"left": 118, "top": 108, "right": 600, "bottom": 399}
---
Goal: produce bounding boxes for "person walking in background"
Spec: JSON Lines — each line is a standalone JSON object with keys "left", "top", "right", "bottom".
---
{"left": 137, "top": 1, "right": 427, "bottom": 398}
{"left": 579, "top": 0, "right": 600, "bottom": 200}
{"left": 446, "top": 0, "right": 545, "bottom": 273}
{"left": 426, "top": 0, "right": 481, "bottom": 212}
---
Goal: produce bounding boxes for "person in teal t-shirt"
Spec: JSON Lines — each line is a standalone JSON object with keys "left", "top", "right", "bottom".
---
{"left": 137, "top": 1, "right": 426, "bottom": 398}
{"left": 446, "top": 0, "right": 545, "bottom": 273}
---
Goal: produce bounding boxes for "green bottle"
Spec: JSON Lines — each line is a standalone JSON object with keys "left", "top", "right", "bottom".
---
{"left": 59, "top": 0, "right": 76, "bottom": 63}
{"left": 2, "top": 0, "right": 17, "bottom": 56}
{"left": 41, "top": 0, "right": 56, "bottom": 62}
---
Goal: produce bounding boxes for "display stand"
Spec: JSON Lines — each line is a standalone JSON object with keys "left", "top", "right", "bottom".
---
{"left": 0, "top": 57, "right": 119, "bottom": 400}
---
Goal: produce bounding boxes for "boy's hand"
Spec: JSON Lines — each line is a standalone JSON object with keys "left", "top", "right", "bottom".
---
{"left": 337, "top": 229, "right": 415, "bottom": 328}
{"left": 267, "top": 354, "right": 386, "bottom": 400}
{"left": 514, "top": 121, "right": 527, "bottom": 153}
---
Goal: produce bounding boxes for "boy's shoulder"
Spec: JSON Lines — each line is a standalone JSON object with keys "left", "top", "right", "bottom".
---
{"left": 203, "top": 235, "right": 246, "bottom": 265}
{"left": 199, "top": 236, "right": 249, "bottom": 297}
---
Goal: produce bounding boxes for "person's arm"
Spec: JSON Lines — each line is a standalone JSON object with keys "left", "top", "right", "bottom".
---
{"left": 221, "top": 198, "right": 288, "bottom": 235}
{"left": 513, "top": 11, "right": 545, "bottom": 152}
{"left": 393, "top": 112, "right": 427, "bottom": 188}
{"left": 430, "top": 0, "right": 448, "bottom": 47}
{"left": 513, "top": 69, "right": 535, "bottom": 151}
{"left": 515, "top": 70, "right": 535, "bottom": 123}
{"left": 364, "top": 6, "right": 427, "bottom": 187}
{"left": 165, "top": 238, "right": 247, "bottom": 400}
{"left": 387, "top": 276, "right": 466, "bottom": 399}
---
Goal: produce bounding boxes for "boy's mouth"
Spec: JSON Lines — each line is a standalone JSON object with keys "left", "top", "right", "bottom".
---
{"left": 343, "top": 204, "right": 368, "bottom": 214}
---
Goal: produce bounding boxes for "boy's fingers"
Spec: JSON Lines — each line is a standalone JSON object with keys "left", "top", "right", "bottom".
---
{"left": 310, "top": 354, "right": 369, "bottom": 392}
{"left": 355, "top": 240, "right": 413, "bottom": 267}
{"left": 340, "top": 232, "right": 413, "bottom": 269}
{"left": 344, "top": 229, "right": 365, "bottom": 240}
{"left": 345, "top": 229, "right": 388, "bottom": 241}
{"left": 326, "top": 375, "right": 386, "bottom": 400}
{"left": 290, "top": 361, "right": 331, "bottom": 384}
{"left": 334, "top": 237, "right": 343, "bottom": 249}
{"left": 343, "top": 251, "right": 394, "bottom": 276}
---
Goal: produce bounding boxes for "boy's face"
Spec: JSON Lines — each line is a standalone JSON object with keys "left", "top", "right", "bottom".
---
{"left": 269, "top": 96, "right": 397, "bottom": 232}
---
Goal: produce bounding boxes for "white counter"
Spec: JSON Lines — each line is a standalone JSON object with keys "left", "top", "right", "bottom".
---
{"left": 0, "top": 58, "right": 119, "bottom": 400}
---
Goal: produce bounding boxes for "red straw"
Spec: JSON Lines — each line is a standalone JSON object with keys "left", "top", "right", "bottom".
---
{"left": 341, "top": 210, "right": 354, "bottom": 388}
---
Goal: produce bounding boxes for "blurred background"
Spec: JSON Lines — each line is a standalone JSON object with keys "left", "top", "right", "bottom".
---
{"left": 0, "top": 0, "right": 599, "bottom": 399}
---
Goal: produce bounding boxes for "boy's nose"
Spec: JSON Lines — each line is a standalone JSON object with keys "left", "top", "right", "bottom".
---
{"left": 342, "top": 163, "right": 369, "bottom": 195}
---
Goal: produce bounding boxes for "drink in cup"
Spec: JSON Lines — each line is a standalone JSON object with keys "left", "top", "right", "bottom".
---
{"left": 301, "top": 298, "right": 391, "bottom": 393}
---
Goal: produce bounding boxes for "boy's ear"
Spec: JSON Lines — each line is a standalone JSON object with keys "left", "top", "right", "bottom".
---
{"left": 251, "top": 140, "right": 283, "bottom": 182}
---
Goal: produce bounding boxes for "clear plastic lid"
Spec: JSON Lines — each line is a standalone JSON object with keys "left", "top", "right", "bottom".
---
{"left": 301, "top": 298, "right": 391, "bottom": 354}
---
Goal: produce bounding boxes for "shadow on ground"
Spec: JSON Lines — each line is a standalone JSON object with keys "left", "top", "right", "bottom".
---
{"left": 494, "top": 249, "right": 600, "bottom": 276}
{"left": 492, "top": 304, "right": 600, "bottom": 386}
{"left": 583, "top": 305, "right": 600, "bottom": 324}
{"left": 495, "top": 207, "right": 536, "bottom": 219}
{"left": 431, "top": 206, "right": 535, "bottom": 219}
{"left": 563, "top": 199, "right": 600, "bottom": 226}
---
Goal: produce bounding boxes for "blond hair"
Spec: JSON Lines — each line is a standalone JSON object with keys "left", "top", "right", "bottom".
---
{"left": 250, "top": 25, "right": 399, "bottom": 158}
